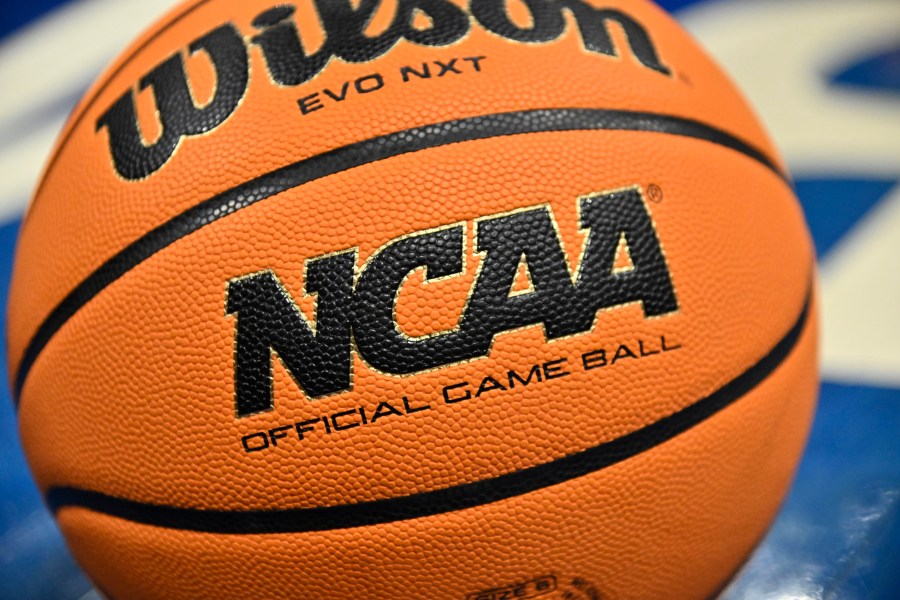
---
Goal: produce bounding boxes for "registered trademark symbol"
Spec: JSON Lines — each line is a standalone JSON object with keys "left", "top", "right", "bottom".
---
{"left": 647, "top": 184, "right": 664, "bottom": 203}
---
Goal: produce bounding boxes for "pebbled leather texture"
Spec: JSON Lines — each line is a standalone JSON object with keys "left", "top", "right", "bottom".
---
{"left": 7, "top": 0, "right": 818, "bottom": 598}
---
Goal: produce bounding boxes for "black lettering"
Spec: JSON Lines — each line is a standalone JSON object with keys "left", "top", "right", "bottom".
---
{"left": 507, "top": 364, "right": 542, "bottom": 388}
{"left": 662, "top": 335, "right": 681, "bottom": 351}
{"left": 470, "top": 0, "right": 566, "bottom": 43}
{"left": 571, "top": 188, "right": 678, "bottom": 324}
{"left": 638, "top": 339, "right": 660, "bottom": 357}
{"left": 102, "top": 1, "right": 667, "bottom": 179}
{"left": 611, "top": 343, "right": 637, "bottom": 363}
{"left": 331, "top": 408, "right": 360, "bottom": 430}
{"left": 227, "top": 188, "right": 676, "bottom": 416}
{"left": 352, "top": 225, "right": 468, "bottom": 374}
{"left": 443, "top": 382, "right": 471, "bottom": 404}
{"left": 323, "top": 81, "right": 351, "bottom": 101}
{"left": 403, "top": 396, "right": 431, "bottom": 413}
{"left": 295, "top": 418, "right": 319, "bottom": 439}
{"left": 463, "top": 207, "right": 578, "bottom": 342}
{"left": 96, "top": 23, "right": 248, "bottom": 180}
{"left": 435, "top": 58, "right": 461, "bottom": 76}
{"left": 298, "top": 92, "right": 324, "bottom": 114}
{"left": 469, "top": 0, "right": 669, "bottom": 74}
{"left": 582, "top": 348, "right": 607, "bottom": 370}
{"left": 242, "top": 432, "right": 269, "bottom": 452}
{"left": 401, "top": 62, "right": 431, "bottom": 81}
{"left": 268, "top": 425, "right": 292, "bottom": 445}
{"left": 476, "top": 375, "right": 507, "bottom": 396}
{"left": 251, "top": 5, "right": 330, "bottom": 86}
{"left": 537, "top": 576, "right": 557, "bottom": 592}
{"left": 543, "top": 358, "right": 570, "bottom": 380}
{"left": 226, "top": 253, "right": 355, "bottom": 417}
{"left": 462, "top": 55, "right": 487, "bottom": 71}
{"left": 397, "top": 0, "right": 470, "bottom": 46}
{"left": 371, "top": 401, "right": 405, "bottom": 422}
{"left": 252, "top": 0, "right": 468, "bottom": 86}
{"left": 355, "top": 73, "right": 385, "bottom": 93}
{"left": 560, "top": 0, "right": 671, "bottom": 74}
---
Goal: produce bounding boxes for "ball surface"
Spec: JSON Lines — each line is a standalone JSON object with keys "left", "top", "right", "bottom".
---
{"left": 7, "top": 0, "right": 818, "bottom": 598}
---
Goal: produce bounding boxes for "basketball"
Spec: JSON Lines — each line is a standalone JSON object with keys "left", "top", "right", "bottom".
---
{"left": 6, "top": 0, "right": 818, "bottom": 598}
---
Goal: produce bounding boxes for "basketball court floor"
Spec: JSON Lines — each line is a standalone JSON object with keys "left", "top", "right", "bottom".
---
{"left": 0, "top": 1, "right": 898, "bottom": 598}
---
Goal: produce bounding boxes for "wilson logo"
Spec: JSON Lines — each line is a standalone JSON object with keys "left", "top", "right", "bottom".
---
{"left": 97, "top": 0, "right": 670, "bottom": 180}
{"left": 225, "top": 187, "right": 678, "bottom": 418}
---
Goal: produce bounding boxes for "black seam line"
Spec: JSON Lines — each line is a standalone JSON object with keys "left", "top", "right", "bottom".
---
{"left": 13, "top": 108, "right": 788, "bottom": 404}
{"left": 45, "top": 284, "right": 811, "bottom": 534}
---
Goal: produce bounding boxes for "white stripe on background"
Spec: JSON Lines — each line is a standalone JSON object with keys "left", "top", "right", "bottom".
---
{"left": 0, "top": 0, "right": 181, "bottom": 223}
{"left": 680, "top": 0, "right": 900, "bottom": 177}
{"left": 818, "top": 183, "right": 900, "bottom": 387}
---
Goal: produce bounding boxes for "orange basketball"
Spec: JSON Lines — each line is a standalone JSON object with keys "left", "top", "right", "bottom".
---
{"left": 7, "top": 0, "right": 818, "bottom": 598}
